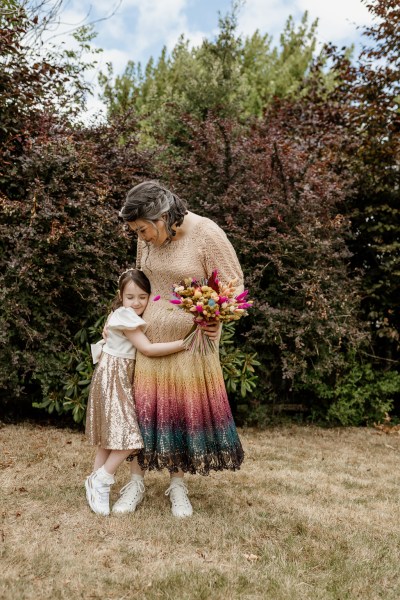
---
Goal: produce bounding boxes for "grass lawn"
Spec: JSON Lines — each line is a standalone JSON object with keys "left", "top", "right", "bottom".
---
{"left": 1, "top": 423, "right": 400, "bottom": 599}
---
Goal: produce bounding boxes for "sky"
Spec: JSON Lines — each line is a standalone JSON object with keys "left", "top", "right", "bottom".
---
{"left": 44, "top": 0, "right": 375, "bottom": 120}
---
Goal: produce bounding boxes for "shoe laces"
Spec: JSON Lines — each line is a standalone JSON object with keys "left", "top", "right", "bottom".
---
{"left": 165, "top": 480, "right": 190, "bottom": 505}
{"left": 119, "top": 479, "right": 145, "bottom": 497}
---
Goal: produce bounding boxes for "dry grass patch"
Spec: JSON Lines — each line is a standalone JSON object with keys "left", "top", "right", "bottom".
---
{"left": 1, "top": 423, "right": 400, "bottom": 599}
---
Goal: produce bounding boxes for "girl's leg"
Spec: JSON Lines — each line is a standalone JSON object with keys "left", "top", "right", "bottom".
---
{"left": 103, "top": 449, "right": 135, "bottom": 475}
{"left": 93, "top": 447, "right": 111, "bottom": 471}
{"left": 86, "top": 447, "right": 113, "bottom": 516}
{"left": 86, "top": 449, "right": 135, "bottom": 517}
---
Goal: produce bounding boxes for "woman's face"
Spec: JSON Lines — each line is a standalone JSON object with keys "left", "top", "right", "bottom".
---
{"left": 127, "top": 218, "right": 168, "bottom": 247}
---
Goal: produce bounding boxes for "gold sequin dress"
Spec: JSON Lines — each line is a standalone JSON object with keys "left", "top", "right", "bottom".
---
{"left": 85, "top": 307, "right": 145, "bottom": 450}
{"left": 134, "top": 217, "right": 245, "bottom": 475}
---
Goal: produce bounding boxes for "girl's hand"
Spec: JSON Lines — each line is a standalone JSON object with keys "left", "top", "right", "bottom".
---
{"left": 202, "top": 322, "right": 221, "bottom": 341}
{"left": 102, "top": 325, "right": 108, "bottom": 341}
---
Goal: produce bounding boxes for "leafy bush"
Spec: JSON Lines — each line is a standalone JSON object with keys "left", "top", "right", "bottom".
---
{"left": 32, "top": 315, "right": 106, "bottom": 423}
{"left": 32, "top": 319, "right": 260, "bottom": 425}
{"left": 157, "top": 102, "right": 367, "bottom": 412}
{"left": 305, "top": 355, "right": 400, "bottom": 426}
{"left": 0, "top": 107, "right": 155, "bottom": 413}
{"left": 2, "top": 1, "right": 399, "bottom": 426}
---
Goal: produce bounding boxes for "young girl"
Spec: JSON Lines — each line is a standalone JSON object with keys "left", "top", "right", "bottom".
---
{"left": 85, "top": 268, "right": 185, "bottom": 516}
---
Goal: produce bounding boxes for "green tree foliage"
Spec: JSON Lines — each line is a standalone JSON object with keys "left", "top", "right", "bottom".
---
{"left": 308, "top": 351, "right": 400, "bottom": 426}
{"left": 326, "top": 0, "right": 400, "bottom": 359}
{"left": 99, "top": 6, "right": 322, "bottom": 141}
{"left": 1, "top": 0, "right": 398, "bottom": 426}
{"left": 0, "top": 3, "right": 101, "bottom": 197}
{"left": 0, "top": 4, "right": 156, "bottom": 414}
{"left": 155, "top": 100, "right": 367, "bottom": 421}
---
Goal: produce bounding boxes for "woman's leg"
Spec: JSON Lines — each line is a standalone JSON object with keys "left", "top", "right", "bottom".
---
{"left": 166, "top": 469, "right": 192, "bottom": 518}
{"left": 171, "top": 468, "right": 184, "bottom": 479}
{"left": 113, "top": 455, "right": 145, "bottom": 515}
{"left": 129, "top": 455, "right": 146, "bottom": 477}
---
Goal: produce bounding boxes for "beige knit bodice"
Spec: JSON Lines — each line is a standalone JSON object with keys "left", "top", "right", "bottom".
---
{"left": 136, "top": 216, "right": 244, "bottom": 343}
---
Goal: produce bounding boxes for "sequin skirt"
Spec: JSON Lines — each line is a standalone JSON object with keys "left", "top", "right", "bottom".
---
{"left": 86, "top": 353, "right": 144, "bottom": 451}
{"left": 133, "top": 349, "right": 244, "bottom": 475}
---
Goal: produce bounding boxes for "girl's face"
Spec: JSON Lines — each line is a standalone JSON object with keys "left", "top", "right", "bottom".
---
{"left": 127, "top": 218, "right": 168, "bottom": 247}
{"left": 122, "top": 280, "right": 149, "bottom": 316}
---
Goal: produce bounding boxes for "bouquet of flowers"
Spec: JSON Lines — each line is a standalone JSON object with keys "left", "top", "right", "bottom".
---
{"left": 170, "top": 270, "right": 253, "bottom": 354}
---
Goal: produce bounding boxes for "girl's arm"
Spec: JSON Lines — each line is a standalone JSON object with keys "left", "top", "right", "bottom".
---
{"left": 123, "top": 328, "right": 185, "bottom": 357}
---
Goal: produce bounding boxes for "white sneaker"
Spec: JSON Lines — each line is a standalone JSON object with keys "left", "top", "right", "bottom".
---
{"left": 112, "top": 477, "right": 145, "bottom": 514}
{"left": 165, "top": 478, "right": 193, "bottom": 518}
{"left": 85, "top": 467, "right": 114, "bottom": 516}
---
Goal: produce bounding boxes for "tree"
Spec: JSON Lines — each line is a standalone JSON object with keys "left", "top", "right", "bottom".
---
{"left": 99, "top": 6, "right": 324, "bottom": 143}
{"left": 326, "top": 0, "right": 400, "bottom": 360}
{"left": 0, "top": 5, "right": 155, "bottom": 415}
{"left": 154, "top": 97, "right": 369, "bottom": 421}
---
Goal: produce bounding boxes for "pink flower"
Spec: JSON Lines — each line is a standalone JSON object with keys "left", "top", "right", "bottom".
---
{"left": 238, "top": 302, "right": 253, "bottom": 309}
{"left": 208, "top": 270, "right": 220, "bottom": 292}
{"left": 170, "top": 299, "right": 182, "bottom": 305}
{"left": 153, "top": 295, "right": 161, "bottom": 302}
{"left": 218, "top": 296, "right": 228, "bottom": 304}
{"left": 236, "top": 290, "right": 249, "bottom": 302}
{"left": 195, "top": 305, "right": 203, "bottom": 312}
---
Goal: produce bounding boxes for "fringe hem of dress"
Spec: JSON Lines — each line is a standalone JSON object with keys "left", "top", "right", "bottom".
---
{"left": 127, "top": 447, "right": 244, "bottom": 476}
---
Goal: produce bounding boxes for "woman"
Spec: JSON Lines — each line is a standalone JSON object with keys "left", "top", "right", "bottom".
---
{"left": 112, "top": 181, "right": 244, "bottom": 517}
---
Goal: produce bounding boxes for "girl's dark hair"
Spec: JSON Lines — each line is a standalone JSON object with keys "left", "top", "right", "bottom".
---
{"left": 120, "top": 180, "right": 188, "bottom": 245}
{"left": 111, "top": 269, "right": 151, "bottom": 310}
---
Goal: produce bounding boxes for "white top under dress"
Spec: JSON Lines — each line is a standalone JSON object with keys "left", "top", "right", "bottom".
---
{"left": 90, "top": 307, "right": 147, "bottom": 364}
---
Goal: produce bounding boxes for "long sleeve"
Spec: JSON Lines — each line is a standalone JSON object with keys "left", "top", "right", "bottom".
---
{"left": 197, "top": 218, "right": 244, "bottom": 293}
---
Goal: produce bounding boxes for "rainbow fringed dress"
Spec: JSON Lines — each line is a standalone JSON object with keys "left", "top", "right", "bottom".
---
{"left": 133, "top": 217, "right": 245, "bottom": 475}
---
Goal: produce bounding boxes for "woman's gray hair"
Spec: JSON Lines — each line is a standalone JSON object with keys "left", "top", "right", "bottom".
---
{"left": 120, "top": 181, "right": 188, "bottom": 244}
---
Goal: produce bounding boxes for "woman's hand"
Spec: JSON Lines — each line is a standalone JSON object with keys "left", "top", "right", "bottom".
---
{"left": 102, "top": 325, "right": 108, "bottom": 341}
{"left": 202, "top": 321, "right": 221, "bottom": 342}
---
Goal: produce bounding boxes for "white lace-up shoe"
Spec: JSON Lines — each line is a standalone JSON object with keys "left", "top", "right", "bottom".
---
{"left": 165, "top": 478, "right": 193, "bottom": 518}
{"left": 85, "top": 468, "right": 114, "bottom": 516}
{"left": 112, "top": 477, "right": 145, "bottom": 514}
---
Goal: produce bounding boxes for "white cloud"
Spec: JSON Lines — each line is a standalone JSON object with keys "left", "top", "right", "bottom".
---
{"left": 236, "top": 0, "right": 374, "bottom": 48}
{"left": 237, "top": 0, "right": 295, "bottom": 39}
{"left": 296, "top": 0, "right": 374, "bottom": 45}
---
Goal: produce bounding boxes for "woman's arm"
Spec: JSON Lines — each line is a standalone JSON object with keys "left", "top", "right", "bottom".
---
{"left": 123, "top": 328, "right": 185, "bottom": 357}
{"left": 200, "top": 220, "right": 244, "bottom": 294}
{"left": 199, "top": 220, "right": 244, "bottom": 342}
